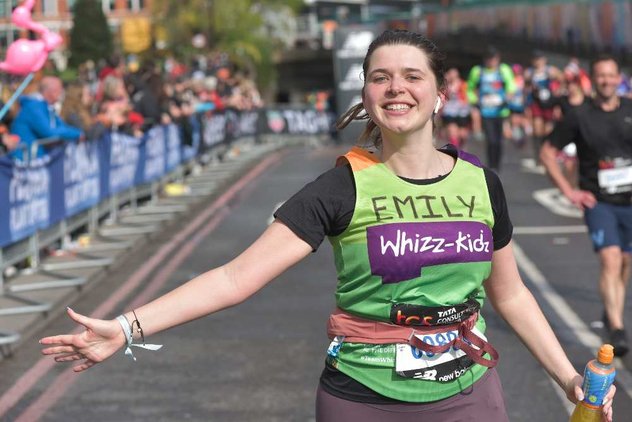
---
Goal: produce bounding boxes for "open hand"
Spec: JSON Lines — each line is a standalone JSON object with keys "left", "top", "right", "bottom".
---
{"left": 564, "top": 189, "right": 597, "bottom": 210}
{"left": 39, "top": 307, "right": 126, "bottom": 372}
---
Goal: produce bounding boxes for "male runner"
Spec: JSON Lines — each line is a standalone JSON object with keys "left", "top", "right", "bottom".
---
{"left": 540, "top": 54, "right": 632, "bottom": 356}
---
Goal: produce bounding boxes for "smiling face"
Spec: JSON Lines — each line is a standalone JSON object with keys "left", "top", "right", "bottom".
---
{"left": 592, "top": 59, "right": 621, "bottom": 101}
{"left": 362, "top": 44, "right": 439, "bottom": 140}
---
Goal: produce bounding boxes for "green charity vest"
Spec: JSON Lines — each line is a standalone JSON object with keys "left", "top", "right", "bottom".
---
{"left": 327, "top": 146, "right": 495, "bottom": 402}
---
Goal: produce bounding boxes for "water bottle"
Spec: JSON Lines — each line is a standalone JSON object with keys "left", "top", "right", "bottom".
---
{"left": 569, "top": 344, "right": 616, "bottom": 422}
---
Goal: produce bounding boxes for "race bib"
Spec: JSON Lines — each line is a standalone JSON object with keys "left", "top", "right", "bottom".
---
{"left": 395, "top": 327, "right": 486, "bottom": 382}
{"left": 537, "top": 88, "right": 551, "bottom": 101}
{"left": 598, "top": 163, "right": 632, "bottom": 194}
{"left": 481, "top": 94, "right": 503, "bottom": 108}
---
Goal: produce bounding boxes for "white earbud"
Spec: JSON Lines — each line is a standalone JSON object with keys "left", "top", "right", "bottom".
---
{"left": 433, "top": 98, "right": 442, "bottom": 114}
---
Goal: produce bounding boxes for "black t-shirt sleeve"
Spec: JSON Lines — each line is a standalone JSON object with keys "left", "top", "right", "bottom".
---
{"left": 274, "top": 164, "right": 355, "bottom": 251}
{"left": 274, "top": 162, "right": 513, "bottom": 251}
{"left": 548, "top": 107, "right": 580, "bottom": 149}
{"left": 484, "top": 168, "right": 513, "bottom": 250}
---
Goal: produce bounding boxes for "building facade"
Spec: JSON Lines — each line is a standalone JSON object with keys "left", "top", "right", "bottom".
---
{"left": 0, "top": 0, "right": 153, "bottom": 53}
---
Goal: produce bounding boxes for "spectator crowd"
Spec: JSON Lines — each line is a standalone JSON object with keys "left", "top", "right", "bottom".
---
{"left": 0, "top": 51, "right": 264, "bottom": 161}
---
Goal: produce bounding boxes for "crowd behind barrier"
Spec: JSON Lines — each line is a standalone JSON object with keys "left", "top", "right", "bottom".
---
{"left": 0, "top": 106, "right": 336, "bottom": 274}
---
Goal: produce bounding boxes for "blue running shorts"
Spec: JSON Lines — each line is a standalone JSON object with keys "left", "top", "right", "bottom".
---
{"left": 584, "top": 201, "right": 632, "bottom": 253}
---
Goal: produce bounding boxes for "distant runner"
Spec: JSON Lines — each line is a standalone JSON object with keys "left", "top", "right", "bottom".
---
{"left": 541, "top": 54, "right": 632, "bottom": 357}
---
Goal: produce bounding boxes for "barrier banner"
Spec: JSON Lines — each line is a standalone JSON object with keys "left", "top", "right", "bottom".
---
{"left": 224, "top": 110, "right": 240, "bottom": 142}
{"left": 224, "top": 110, "right": 259, "bottom": 141}
{"left": 165, "top": 124, "right": 182, "bottom": 173}
{"left": 238, "top": 110, "right": 259, "bottom": 138}
{"left": 48, "top": 147, "right": 66, "bottom": 226}
{"left": 0, "top": 106, "right": 335, "bottom": 249}
{"left": 202, "top": 113, "right": 226, "bottom": 148}
{"left": 107, "top": 131, "right": 141, "bottom": 196}
{"left": 181, "top": 116, "right": 201, "bottom": 161}
{"left": 63, "top": 140, "right": 101, "bottom": 217}
{"left": 0, "top": 156, "right": 12, "bottom": 246}
{"left": 0, "top": 154, "right": 54, "bottom": 247}
{"left": 201, "top": 109, "right": 333, "bottom": 148}
{"left": 141, "top": 126, "right": 167, "bottom": 183}
{"left": 262, "top": 108, "right": 335, "bottom": 136}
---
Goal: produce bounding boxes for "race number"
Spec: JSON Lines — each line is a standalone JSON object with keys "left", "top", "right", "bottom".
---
{"left": 598, "top": 165, "right": 632, "bottom": 194}
{"left": 395, "top": 327, "right": 486, "bottom": 382}
{"left": 481, "top": 94, "right": 503, "bottom": 108}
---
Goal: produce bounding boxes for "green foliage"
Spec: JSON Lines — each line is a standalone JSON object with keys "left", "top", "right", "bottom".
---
{"left": 152, "top": 0, "right": 209, "bottom": 53}
{"left": 152, "top": 0, "right": 298, "bottom": 90}
{"left": 68, "top": 0, "right": 114, "bottom": 68}
{"left": 58, "top": 67, "right": 79, "bottom": 83}
{"left": 260, "top": 0, "right": 302, "bottom": 13}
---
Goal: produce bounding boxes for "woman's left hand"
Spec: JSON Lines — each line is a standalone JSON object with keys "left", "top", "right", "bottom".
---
{"left": 565, "top": 374, "right": 615, "bottom": 422}
{"left": 601, "top": 384, "right": 616, "bottom": 422}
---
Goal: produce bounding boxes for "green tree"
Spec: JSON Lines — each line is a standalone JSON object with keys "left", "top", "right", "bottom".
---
{"left": 152, "top": 0, "right": 302, "bottom": 90}
{"left": 68, "top": 0, "right": 113, "bottom": 68}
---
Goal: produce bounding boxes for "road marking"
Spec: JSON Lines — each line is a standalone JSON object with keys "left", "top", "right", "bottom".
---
{"left": 521, "top": 158, "right": 546, "bottom": 175}
{"left": 513, "top": 241, "right": 632, "bottom": 411}
{"left": 532, "top": 188, "right": 582, "bottom": 218}
{"left": 513, "top": 225, "right": 586, "bottom": 235}
{"left": 0, "top": 151, "right": 284, "bottom": 421}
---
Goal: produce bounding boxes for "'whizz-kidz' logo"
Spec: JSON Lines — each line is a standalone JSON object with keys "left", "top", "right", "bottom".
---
{"left": 367, "top": 221, "right": 492, "bottom": 284}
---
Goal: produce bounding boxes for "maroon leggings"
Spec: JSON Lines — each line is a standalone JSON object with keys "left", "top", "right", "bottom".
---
{"left": 315, "top": 368, "right": 509, "bottom": 422}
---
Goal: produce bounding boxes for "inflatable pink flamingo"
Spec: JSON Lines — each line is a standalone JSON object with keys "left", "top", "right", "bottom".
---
{"left": 0, "top": 0, "right": 62, "bottom": 75}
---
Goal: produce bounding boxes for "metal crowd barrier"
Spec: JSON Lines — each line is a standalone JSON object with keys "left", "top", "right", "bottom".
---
{"left": 0, "top": 134, "right": 198, "bottom": 356}
{"left": 0, "top": 105, "right": 335, "bottom": 356}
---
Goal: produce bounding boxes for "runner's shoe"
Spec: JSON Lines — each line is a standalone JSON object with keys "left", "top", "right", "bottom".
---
{"left": 610, "top": 329, "right": 629, "bottom": 357}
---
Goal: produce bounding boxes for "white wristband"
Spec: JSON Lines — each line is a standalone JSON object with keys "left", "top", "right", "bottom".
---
{"left": 116, "top": 315, "right": 163, "bottom": 361}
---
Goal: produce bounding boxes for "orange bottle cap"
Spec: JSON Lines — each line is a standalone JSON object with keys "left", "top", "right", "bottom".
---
{"left": 598, "top": 344, "right": 614, "bottom": 364}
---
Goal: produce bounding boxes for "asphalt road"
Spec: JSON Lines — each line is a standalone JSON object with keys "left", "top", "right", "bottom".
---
{"left": 1, "top": 138, "right": 631, "bottom": 421}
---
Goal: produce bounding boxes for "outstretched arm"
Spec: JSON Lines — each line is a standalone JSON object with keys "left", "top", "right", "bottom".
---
{"left": 484, "top": 242, "right": 614, "bottom": 421}
{"left": 40, "top": 220, "right": 313, "bottom": 371}
{"left": 539, "top": 140, "right": 595, "bottom": 210}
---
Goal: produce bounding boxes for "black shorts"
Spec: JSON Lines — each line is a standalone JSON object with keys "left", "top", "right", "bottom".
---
{"left": 441, "top": 115, "right": 471, "bottom": 128}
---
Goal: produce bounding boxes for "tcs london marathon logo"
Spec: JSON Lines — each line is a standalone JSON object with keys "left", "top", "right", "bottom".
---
{"left": 266, "top": 111, "right": 286, "bottom": 134}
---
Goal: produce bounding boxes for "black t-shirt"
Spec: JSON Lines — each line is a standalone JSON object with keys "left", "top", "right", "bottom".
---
{"left": 274, "top": 146, "right": 513, "bottom": 404}
{"left": 549, "top": 97, "right": 632, "bottom": 205}
{"left": 556, "top": 96, "right": 584, "bottom": 118}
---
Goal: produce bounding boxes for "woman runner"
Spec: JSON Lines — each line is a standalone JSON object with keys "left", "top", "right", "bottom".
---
{"left": 40, "top": 30, "right": 615, "bottom": 422}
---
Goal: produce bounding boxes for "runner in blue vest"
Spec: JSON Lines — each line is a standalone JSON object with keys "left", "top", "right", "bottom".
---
{"left": 39, "top": 30, "right": 615, "bottom": 421}
{"left": 466, "top": 47, "right": 516, "bottom": 171}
